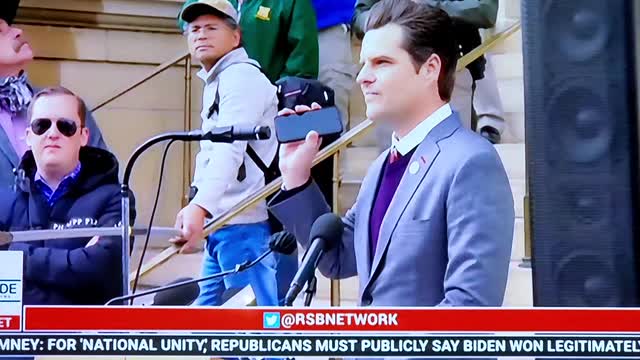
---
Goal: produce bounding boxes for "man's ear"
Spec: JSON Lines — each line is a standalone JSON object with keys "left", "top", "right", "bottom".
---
{"left": 25, "top": 128, "right": 32, "bottom": 148}
{"left": 420, "top": 53, "right": 442, "bottom": 82}
{"left": 80, "top": 127, "right": 90, "bottom": 147}
{"left": 233, "top": 29, "right": 242, "bottom": 48}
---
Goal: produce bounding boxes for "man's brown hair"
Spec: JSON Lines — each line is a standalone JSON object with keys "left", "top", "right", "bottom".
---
{"left": 366, "top": 0, "right": 458, "bottom": 101}
{"left": 28, "top": 86, "right": 87, "bottom": 126}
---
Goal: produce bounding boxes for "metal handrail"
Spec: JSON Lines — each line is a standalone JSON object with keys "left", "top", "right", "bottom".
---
{"left": 91, "top": 51, "right": 190, "bottom": 112}
{"left": 132, "top": 118, "right": 375, "bottom": 279}
{"left": 130, "top": 20, "right": 522, "bottom": 282}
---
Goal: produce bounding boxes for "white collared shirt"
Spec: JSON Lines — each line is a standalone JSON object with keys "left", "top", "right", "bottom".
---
{"left": 391, "top": 103, "right": 452, "bottom": 155}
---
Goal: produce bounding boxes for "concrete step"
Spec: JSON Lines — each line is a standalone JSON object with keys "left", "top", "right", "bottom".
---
{"left": 349, "top": 116, "right": 379, "bottom": 147}
{"left": 339, "top": 145, "right": 380, "bottom": 180}
{"left": 511, "top": 178, "right": 525, "bottom": 219}
{"left": 131, "top": 247, "right": 203, "bottom": 288}
{"left": 130, "top": 233, "right": 181, "bottom": 251}
{"left": 502, "top": 0, "right": 521, "bottom": 21}
{"left": 493, "top": 52, "right": 523, "bottom": 80}
{"left": 504, "top": 261, "right": 533, "bottom": 307}
{"left": 512, "top": 218, "right": 526, "bottom": 261}
{"left": 498, "top": 78, "right": 524, "bottom": 114}
{"left": 501, "top": 111, "right": 525, "bottom": 144}
{"left": 495, "top": 143, "right": 525, "bottom": 180}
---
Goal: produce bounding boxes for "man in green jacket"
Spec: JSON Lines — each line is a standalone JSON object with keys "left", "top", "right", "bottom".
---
{"left": 353, "top": 0, "right": 501, "bottom": 150}
{"left": 178, "top": 0, "right": 319, "bottom": 83}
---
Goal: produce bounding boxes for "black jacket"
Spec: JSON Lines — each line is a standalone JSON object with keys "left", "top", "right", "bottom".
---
{"left": 0, "top": 147, "right": 135, "bottom": 305}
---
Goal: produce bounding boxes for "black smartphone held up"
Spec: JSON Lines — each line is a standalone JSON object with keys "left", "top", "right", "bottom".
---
{"left": 274, "top": 106, "right": 343, "bottom": 143}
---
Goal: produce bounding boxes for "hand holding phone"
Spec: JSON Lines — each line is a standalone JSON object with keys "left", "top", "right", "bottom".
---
{"left": 274, "top": 106, "right": 343, "bottom": 143}
{"left": 275, "top": 104, "right": 336, "bottom": 190}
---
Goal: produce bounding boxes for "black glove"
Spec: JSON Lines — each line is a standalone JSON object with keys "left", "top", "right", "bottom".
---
{"left": 268, "top": 231, "right": 297, "bottom": 255}
{"left": 480, "top": 126, "right": 501, "bottom": 145}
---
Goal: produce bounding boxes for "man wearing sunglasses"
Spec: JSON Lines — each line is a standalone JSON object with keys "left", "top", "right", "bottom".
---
{"left": 0, "top": 0, "right": 107, "bottom": 192}
{"left": 0, "top": 86, "right": 131, "bottom": 306}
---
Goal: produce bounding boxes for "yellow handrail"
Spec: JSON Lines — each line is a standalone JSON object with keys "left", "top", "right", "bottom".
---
{"left": 91, "top": 52, "right": 190, "bottom": 112}
{"left": 130, "top": 20, "right": 522, "bottom": 283}
{"left": 132, "top": 118, "right": 375, "bottom": 280}
{"left": 457, "top": 21, "right": 520, "bottom": 71}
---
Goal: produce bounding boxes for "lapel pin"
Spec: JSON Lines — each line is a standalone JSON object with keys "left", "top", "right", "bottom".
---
{"left": 409, "top": 161, "right": 420, "bottom": 175}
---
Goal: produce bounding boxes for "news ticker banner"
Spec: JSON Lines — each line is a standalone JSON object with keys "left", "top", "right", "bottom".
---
{"left": 5, "top": 334, "right": 640, "bottom": 357}
{"left": 21, "top": 306, "right": 640, "bottom": 332}
{"left": 0, "top": 251, "right": 22, "bottom": 332}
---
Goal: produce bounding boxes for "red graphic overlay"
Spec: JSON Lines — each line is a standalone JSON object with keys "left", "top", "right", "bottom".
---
{"left": 0, "top": 315, "right": 20, "bottom": 331}
{"left": 23, "top": 307, "right": 640, "bottom": 333}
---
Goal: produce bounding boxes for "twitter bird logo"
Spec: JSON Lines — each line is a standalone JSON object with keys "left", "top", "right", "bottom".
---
{"left": 263, "top": 312, "right": 281, "bottom": 329}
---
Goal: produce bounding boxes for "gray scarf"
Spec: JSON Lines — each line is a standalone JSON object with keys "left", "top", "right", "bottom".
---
{"left": 0, "top": 71, "right": 33, "bottom": 115}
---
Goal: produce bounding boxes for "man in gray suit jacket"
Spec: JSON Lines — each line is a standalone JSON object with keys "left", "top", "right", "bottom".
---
{"left": 270, "top": 0, "right": 514, "bottom": 307}
{"left": 0, "top": 0, "right": 106, "bottom": 191}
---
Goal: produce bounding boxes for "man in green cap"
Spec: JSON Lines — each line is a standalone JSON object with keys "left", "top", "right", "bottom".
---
{"left": 178, "top": 0, "right": 319, "bottom": 84}
{"left": 178, "top": 0, "right": 320, "bottom": 306}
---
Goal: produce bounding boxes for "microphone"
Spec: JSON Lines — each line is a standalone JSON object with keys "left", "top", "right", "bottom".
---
{"left": 284, "top": 213, "right": 343, "bottom": 306}
{"left": 151, "top": 277, "right": 200, "bottom": 306}
{"left": 106, "top": 231, "right": 296, "bottom": 305}
{"left": 173, "top": 126, "right": 271, "bottom": 142}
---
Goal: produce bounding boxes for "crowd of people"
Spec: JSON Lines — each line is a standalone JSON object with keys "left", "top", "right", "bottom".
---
{"left": 0, "top": 0, "right": 514, "bottom": 320}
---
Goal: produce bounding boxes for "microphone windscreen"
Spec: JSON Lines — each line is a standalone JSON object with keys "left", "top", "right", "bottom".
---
{"left": 256, "top": 126, "right": 271, "bottom": 140}
{"left": 151, "top": 277, "right": 200, "bottom": 306}
{"left": 269, "top": 231, "right": 297, "bottom": 255}
{"left": 309, "top": 213, "right": 343, "bottom": 251}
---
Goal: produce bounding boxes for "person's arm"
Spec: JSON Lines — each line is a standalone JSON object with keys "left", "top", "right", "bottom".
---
{"left": 8, "top": 187, "right": 127, "bottom": 291}
{"left": 269, "top": 181, "right": 358, "bottom": 279}
{"left": 190, "top": 65, "right": 274, "bottom": 214}
{"left": 425, "top": 0, "right": 498, "bottom": 29}
{"left": 352, "top": 0, "right": 378, "bottom": 40}
{"left": 280, "top": 0, "right": 319, "bottom": 79}
{"left": 438, "top": 148, "right": 514, "bottom": 306}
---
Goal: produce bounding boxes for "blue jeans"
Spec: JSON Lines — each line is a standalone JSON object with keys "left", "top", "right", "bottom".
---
{"left": 195, "top": 221, "right": 279, "bottom": 306}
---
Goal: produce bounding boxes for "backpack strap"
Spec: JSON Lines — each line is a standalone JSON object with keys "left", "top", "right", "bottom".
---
{"left": 207, "top": 61, "right": 265, "bottom": 118}
{"left": 205, "top": 61, "right": 275, "bottom": 180}
{"left": 246, "top": 144, "right": 270, "bottom": 175}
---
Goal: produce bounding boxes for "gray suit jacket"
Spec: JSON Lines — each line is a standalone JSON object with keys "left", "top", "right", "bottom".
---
{"left": 0, "top": 85, "right": 107, "bottom": 190}
{"left": 270, "top": 113, "right": 514, "bottom": 307}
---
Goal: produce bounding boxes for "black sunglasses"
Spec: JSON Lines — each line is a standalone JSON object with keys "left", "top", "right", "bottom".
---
{"left": 30, "top": 118, "right": 80, "bottom": 137}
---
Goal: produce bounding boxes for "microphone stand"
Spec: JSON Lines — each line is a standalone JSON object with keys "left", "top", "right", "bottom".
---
{"left": 107, "top": 249, "right": 272, "bottom": 305}
{"left": 303, "top": 275, "right": 317, "bottom": 307}
{"left": 119, "top": 127, "right": 263, "bottom": 304}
